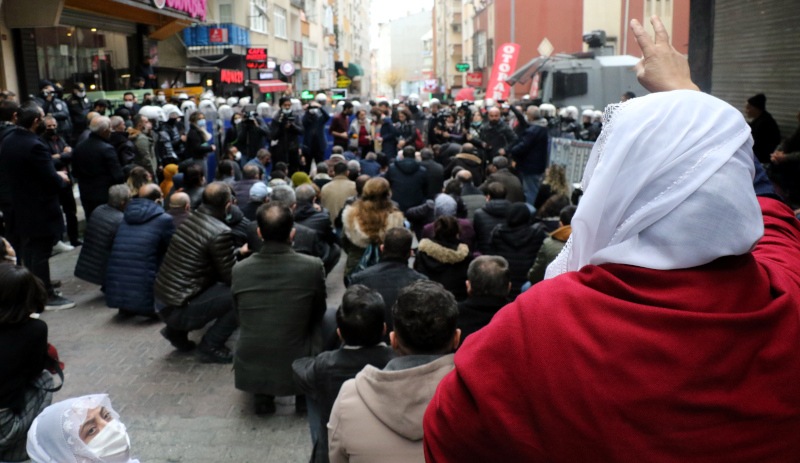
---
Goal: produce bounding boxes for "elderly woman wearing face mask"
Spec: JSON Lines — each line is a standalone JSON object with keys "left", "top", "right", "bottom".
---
{"left": 27, "top": 394, "right": 138, "bottom": 463}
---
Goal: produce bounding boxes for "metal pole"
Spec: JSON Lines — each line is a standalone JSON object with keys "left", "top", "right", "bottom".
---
{"left": 509, "top": 0, "right": 515, "bottom": 100}
{"left": 623, "top": 0, "right": 631, "bottom": 55}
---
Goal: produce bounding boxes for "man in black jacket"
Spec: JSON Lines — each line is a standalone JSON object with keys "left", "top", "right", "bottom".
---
{"left": 72, "top": 116, "right": 126, "bottom": 220}
{"left": 384, "top": 146, "right": 428, "bottom": 212}
{"left": 0, "top": 102, "right": 74, "bottom": 310}
{"left": 74, "top": 184, "right": 130, "bottom": 286}
{"left": 349, "top": 227, "right": 428, "bottom": 333}
{"left": 292, "top": 284, "right": 394, "bottom": 463}
{"left": 41, "top": 115, "right": 80, "bottom": 246}
{"left": 419, "top": 148, "right": 444, "bottom": 200}
{"left": 473, "top": 182, "right": 511, "bottom": 254}
{"left": 745, "top": 93, "right": 782, "bottom": 165}
{"left": 154, "top": 182, "right": 239, "bottom": 363}
{"left": 458, "top": 256, "right": 511, "bottom": 342}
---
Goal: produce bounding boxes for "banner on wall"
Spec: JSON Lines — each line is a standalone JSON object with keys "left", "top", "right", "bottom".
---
{"left": 486, "top": 43, "right": 520, "bottom": 101}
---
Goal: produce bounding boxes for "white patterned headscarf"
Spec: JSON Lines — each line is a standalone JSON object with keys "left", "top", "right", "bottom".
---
{"left": 546, "top": 90, "right": 763, "bottom": 278}
{"left": 26, "top": 394, "right": 139, "bottom": 463}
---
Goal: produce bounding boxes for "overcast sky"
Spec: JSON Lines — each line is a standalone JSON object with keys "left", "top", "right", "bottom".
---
{"left": 370, "top": 0, "right": 434, "bottom": 47}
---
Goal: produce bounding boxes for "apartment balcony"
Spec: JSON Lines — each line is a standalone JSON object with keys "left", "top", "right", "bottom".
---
{"left": 292, "top": 40, "right": 303, "bottom": 62}
{"left": 290, "top": 0, "right": 305, "bottom": 8}
{"left": 449, "top": 11, "right": 462, "bottom": 26}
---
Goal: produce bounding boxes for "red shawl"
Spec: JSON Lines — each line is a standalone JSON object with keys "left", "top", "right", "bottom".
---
{"left": 424, "top": 198, "right": 800, "bottom": 462}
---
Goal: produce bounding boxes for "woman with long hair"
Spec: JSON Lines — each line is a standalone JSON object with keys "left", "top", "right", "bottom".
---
{"left": 341, "top": 177, "right": 405, "bottom": 277}
{"left": 533, "top": 164, "right": 569, "bottom": 210}
{"left": 0, "top": 265, "right": 54, "bottom": 462}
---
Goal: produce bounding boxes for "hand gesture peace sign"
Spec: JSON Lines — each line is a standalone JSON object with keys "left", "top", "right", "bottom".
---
{"left": 630, "top": 16, "right": 699, "bottom": 93}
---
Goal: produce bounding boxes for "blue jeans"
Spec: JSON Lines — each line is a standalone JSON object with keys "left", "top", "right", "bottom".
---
{"left": 521, "top": 173, "right": 543, "bottom": 207}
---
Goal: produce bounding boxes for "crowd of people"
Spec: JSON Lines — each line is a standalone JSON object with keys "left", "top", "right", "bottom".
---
{"left": 2, "top": 15, "right": 800, "bottom": 463}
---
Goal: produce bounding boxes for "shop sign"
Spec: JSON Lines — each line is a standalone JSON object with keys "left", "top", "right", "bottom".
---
{"left": 455, "top": 62, "right": 470, "bottom": 72}
{"left": 220, "top": 69, "right": 244, "bottom": 84}
{"left": 246, "top": 48, "right": 268, "bottom": 69}
{"left": 466, "top": 72, "right": 483, "bottom": 87}
{"left": 209, "top": 28, "right": 228, "bottom": 43}
{"left": 280, "top": 61, "right": 296, "bottom": 77}
{"left": 486, "top": 43, "right": 520, "bottom": 101}
{"left": 150, "top": 0, "right": 207, "bottom": 21}
{"left": 336, "top": 75, "right": 352, "bottom": 89}
{"left": 423, "top": 79, "right": 438, "bottom": 92}
{"left": 258, "top": 72, "right": 275, "bottom": 80}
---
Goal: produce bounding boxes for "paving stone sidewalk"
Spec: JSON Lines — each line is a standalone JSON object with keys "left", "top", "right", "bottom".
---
{"left": 41, "top": 248, "right": 348, "bottom": 463}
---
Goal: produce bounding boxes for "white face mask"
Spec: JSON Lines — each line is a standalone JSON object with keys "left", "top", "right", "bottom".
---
{"left": 124, "top": 101, "right": 134, "bottom": 109}
{"left": 157, "top": 95, "right": 166, "bottom": 102}
{"left": 77, "top": 91, "right": 86, "bottom": 98}
{"left": 233, "top": 151, "right": 242, "bottom": 161}
{"left": 86, "top": 419, "right": 131, "bottom": 462}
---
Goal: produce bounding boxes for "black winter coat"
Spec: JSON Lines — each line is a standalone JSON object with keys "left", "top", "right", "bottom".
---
{"left": 292, "top": 345, "right": 394, "bottom": 463}
{"left": 414, "top": 239, "right": 471, "bottom": 301}
{"left": 105, "top": 199, "right": 175, "bottom": 313}
{"left": 74, "top": 205, "right": 124, "bottom": 285}
{"left": 490, "top": 223, "right": 546, "bottom": 297}
{"left": 294, "top": 204, "right": 337, "bottom": 245}
{"left": 72, "top": 133, "right": 126, "bottom": 211}
{"left": 473, "top": 200, "right": 511, "bottom": 254}
{"left": 349, "top": 260, "right": 429, "bottom": 332}
{"left": 270, "top": 115, "right": 303, "bottom": 172}
{"left": 444, "top": 154, "right": 485, "bottom": 186}
{"left": 458, "top": 295, "right": 511, "bottom": 342}
{"left": 510, "top": 124, "right": 549, "bottom": 175}
{"left": 185, "top": 125, "right": 214, "bottom": 160}
{"left": 108, "top": 131, "right": 137, "bottom": 168}
{"left": 0, "top": 127, "right": 65, "bottom": 238}
{"left": 302, "top": 108, "right": 330, "bottom": 163}
{"left": 384, "top": 159, "right": 428, "bottom": 212}
{"left": 420, "top": 159, "right": 445, "bottom": 200}
{"left": 479, "top": 120, "right": 517, "bottom": 158}
{"left": 483, "top": 169, "right": 525, "bottom": 204}
{"left": 154, "top": 207, "right": 236, "bottom": 307}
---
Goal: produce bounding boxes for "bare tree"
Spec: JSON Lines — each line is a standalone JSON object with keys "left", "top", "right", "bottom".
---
{"left": 381, "top": 69, "right": 404, "bottom": 98}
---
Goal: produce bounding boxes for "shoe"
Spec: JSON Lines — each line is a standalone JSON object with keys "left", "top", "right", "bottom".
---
{"left": 45, "top": 295, "right": 76, "bottom": 311}
{"left": 160, "top": 327, "right": 196, "bottom": 352}
{"left": 70, "top": 239, "right": 83, "bottom": 247}
{"left": 51, "top": 241, "right": 74, "bottom": 256}
{"left": 50, "top": 280, "right": 62, "bottom": 288}
{"left": 254, "top": 394, "right": 276, "bottom": 415}
{"left": 295, "top": 395, "right": 307, "bottom": 414}
{"left": 195, "top": 342, "right": 233, "bottom": 364}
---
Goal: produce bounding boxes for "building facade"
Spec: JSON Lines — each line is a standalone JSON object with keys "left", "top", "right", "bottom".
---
{"left": 375, "top": 9, "right": 431, "bottom": 98}
{"left": 433, "top": 0, "right": 463, "bottom": 98}
{"left": 0, "top": 0, "right": 206, "bottom": 98}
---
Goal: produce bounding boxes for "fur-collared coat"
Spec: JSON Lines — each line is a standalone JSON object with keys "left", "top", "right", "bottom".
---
{"left": 341, "top": 204, "right": 405, "bottom": 276}
{"left": 414, "top": 238, "right": 471, "bottom": 301}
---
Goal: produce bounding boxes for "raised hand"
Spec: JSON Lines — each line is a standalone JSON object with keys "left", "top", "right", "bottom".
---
{"left": 630, "top": 16, "right": 699, "bottom": 93}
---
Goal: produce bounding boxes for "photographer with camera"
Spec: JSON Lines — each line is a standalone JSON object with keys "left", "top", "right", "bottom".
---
{"left": 302, "top": 93, "right": 331, "bottom": 172}
{"left": 270, "top": 97, "right": 303, "bottom": 175}
{"left": 230, "top": 111, "right": 270, "bottom": 165}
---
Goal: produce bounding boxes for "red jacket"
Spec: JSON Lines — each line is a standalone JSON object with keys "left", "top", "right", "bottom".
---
{"left": 424, "top": 197, "right": 800, "bottom": 462}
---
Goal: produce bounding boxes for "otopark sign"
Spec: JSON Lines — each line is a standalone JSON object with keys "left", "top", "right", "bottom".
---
{"left": 486, "top": 43, "right": 520, "bottom": 101}
{"left": 455, "top": 62, "right": 470, "bottom": 72}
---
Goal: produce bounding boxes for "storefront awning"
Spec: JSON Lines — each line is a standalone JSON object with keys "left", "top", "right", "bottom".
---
{"left": 62, "top": 0, "right": 200, "bottom": 40}
{"left": 250, "top": 80, "right": 289, "bottom": 93}
{"left": 347, "top": 63, "right": 364, "bottom": 77}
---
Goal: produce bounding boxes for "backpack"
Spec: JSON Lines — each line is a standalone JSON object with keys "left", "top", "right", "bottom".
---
{"left": 346, "top": 243, "right": 381, "bottom": 285}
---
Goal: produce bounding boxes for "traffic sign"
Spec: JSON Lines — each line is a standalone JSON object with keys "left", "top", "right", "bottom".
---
{"left": 455, "top": 62, "right": 470, "bottom": 72}
{"left": 538, "top": 38, "right": 554, "bottom": 57}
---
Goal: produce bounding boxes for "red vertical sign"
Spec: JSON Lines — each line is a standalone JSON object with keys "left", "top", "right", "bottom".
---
{"left": 486, "top": 43, "right": 520, "bottom": 101}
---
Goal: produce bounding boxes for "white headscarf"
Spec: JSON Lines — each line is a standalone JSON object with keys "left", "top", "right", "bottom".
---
{"left": 546, "top": 90, "right": 763, "bottom": 279}
{"left": 26, "top": 394, "right": 139, "bottom": 463}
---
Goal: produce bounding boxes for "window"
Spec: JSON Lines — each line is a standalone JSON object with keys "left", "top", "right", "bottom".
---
{"left": 250, "top": 0, "right": 267, "bottom": 33}
{"left": 475, "top": 31, "right": 486, "bottom": 69}
{"left": 306, "top": 0, "right": 318, "bottom": 22}
{"left": 302, "top": 38, "right": 318, "bottom": 68}
{"left": 274, "top": 6, "right": 287, "bottom": 39}
{"left": 552, "top": 72, "right": 588, "bottom": 100}
{"left": 218, "top": 2, "right": 232, "bottom": 23}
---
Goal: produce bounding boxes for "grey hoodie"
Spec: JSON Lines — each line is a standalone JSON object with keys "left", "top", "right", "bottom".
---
{"left": 328, "top": 354, "right": 455, "bottom": 463}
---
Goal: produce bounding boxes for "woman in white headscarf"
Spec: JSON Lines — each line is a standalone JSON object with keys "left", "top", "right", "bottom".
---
{"left": 424, "top": 16, "right": 800, "bottom": 462}
{"left": 27, "top": 394, "right": 139, "bottom": 463}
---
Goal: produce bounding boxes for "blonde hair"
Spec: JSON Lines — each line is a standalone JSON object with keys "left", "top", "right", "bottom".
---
{"left": 353, "top": 177, "right": 397, "bottom": 242}
{"left": 543, "top": 164, "right": 569, "bottom": 197}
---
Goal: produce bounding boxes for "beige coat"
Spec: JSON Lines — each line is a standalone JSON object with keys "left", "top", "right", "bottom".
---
{"left": 320, "top": 175, "right": 357, "bottom": 225}
{"left": 328, "top": 354, "right": 455, "bottom": 463}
